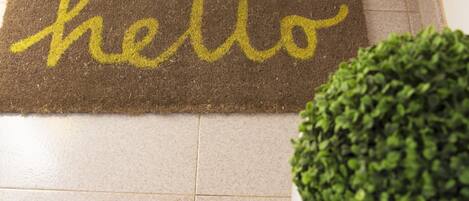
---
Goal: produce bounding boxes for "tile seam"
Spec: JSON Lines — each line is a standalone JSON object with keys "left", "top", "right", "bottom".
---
{"left": 193, "top": 114, "right": 202, "bottom": 200}
{"left": 0, "top": 187, "right": 192, "bottom": 197}
{"left": 0, "top": 187, "right": 292, "bottom": 199}
{"left": 403, "top": 0, "right": 413, "bottom": 33}
{"left": 365, "top": 9, "right": 418, "bottom": 13}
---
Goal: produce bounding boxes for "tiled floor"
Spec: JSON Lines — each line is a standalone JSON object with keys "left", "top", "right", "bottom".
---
{"left": 0, "top": 0, "right": 443, "bottom": 201}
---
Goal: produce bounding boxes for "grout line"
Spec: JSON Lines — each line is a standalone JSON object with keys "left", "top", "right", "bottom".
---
{"left": 196, "top": 194, "right": 291, "bottom": 199}
{"left": 0, "top": 186, "right": 291, "bottom": 199}
{"left": 412, "top": 0, "right": 424, "bottom": 32}
{"left": 415, "top": 1, "right": 425, "bottom": 33}
{"left": 438, "top": 0, "right": 448, "bottom": 27}
{"left": 364, "top": 9, "right": 419, "bottom": 13}
{"left": 403, "top": 0, "right": 413, "bottom": 33}
{"left": 435, "top": 0, "right": 447, "bottom": 28}
{"left": 0, "top": 186, "right": 193, "bottom": 197}
{"left": 193, "top": 114, "right": 202, "bottom": 201}
{"left": 437, "top": 0, "right": 448, "bottom": 26}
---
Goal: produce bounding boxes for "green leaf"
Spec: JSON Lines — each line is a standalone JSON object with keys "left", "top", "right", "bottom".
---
{"left": 347, "top": 159, "right": 360, "bottom": 170}
{"left": 355, "top": 189, "right": 366, "bottom": 201}
{"left": 445, "top": 179, "right": 456, "bottom": 190}
{"left": 386, "top": 134, "right": 400, "bottom": 147}
{"left": 379, "top": 192, "right": 389, "bottom": 201}
{"left": 315, "top": 118, "right": 330, "bottom": 132}
{"left": 396, "top": 104, "right": 406, "bottom": 116}
{"left": 362, "top": 114, "right": 373, "bottom": 130}
{"left": 397, "top": 85, "right": 415, "bottom": 101}
{"left": 417, "top": 83, "right": 431, "bottom": 93}
{"left": 319, "top": 140, "right": 330, "bottom": 150}
{"left": 459, "top": 168, "right": 469, "bottom": 185}
{"left": 461, "top": 187, "right": 469, "bottom": 198}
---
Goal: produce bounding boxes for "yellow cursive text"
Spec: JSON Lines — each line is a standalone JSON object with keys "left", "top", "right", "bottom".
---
{"left": 10, "top": 0, "right": 349, "bottom": 69}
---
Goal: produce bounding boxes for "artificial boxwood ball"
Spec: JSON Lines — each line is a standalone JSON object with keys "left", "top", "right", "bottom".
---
{"left": 291, "top": 28, "right": 469, "bottom": 201}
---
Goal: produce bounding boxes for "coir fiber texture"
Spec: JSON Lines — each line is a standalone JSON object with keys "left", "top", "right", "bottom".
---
{"left": 0, "top": 0, "right": 368, "bottom": 113}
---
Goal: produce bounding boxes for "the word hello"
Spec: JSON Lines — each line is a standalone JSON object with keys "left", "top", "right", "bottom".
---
{"left": 10, "top": 0, "right": 349, "bottom": 69}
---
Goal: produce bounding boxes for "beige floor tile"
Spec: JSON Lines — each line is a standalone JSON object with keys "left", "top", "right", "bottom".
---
{"left": 363, "top": 0, "right": 407, "bottom": 11}
{"left": 196, "top": 114, "right": 300, "bottom": 197}
{"left": 406, "top": 0, "right": 419, "bottom": 11}
{"left": 409, "top": 13, "right": 424, "bottom": 34}
{"left": 0, "top": 115, "right": 199, "bottom": 194}
{"left": 196, "top": 196, "right": 289, "bottom": 201}
{"left": 365, "top": 11, "right": 411, "bottom": 44}
{"left": 0, "top": 189, "right": 193, "bottom": 201}
{"left": 418, "top": 0, "right": 445, "bottom": 29}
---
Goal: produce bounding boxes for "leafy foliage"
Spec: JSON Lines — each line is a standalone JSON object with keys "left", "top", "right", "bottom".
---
{"left": 291, "top": 28, "right": 469, "bottom": 201}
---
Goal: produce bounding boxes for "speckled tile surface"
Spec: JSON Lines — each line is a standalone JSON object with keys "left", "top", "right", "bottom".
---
{"left": 195, "top": 114, "right": 299, "bottom": 197}
{"left": 0, "top": 115, "right": 199, "bottom": 195}
{"left": 0, "top": 189, "right": 193, "bottom": 201}
{"left": 196, "top": 196, "right": 289, "bottom": 201}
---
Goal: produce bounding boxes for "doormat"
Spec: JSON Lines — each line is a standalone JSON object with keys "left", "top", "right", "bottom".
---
{"left": 0, "top": 0, "right": 368, "bottom": 114}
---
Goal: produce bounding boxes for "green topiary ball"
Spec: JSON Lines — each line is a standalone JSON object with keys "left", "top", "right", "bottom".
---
{"left": 291, "top": 28, "right": 469, "bottom": 201}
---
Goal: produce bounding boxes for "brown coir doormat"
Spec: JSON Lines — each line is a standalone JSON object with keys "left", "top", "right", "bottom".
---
{"left": 0, "top": 0, "right": 368, "bottom": 114}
